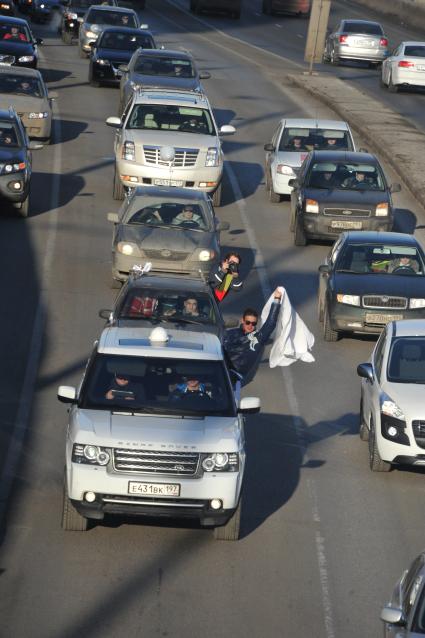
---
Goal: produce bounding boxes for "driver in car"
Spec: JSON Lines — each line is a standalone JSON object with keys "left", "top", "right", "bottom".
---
{"left": 172, "top": 205, "right": 202, "bottom": 227}
{"left": 388, "top": 256, "right": 419, "bottom": 273}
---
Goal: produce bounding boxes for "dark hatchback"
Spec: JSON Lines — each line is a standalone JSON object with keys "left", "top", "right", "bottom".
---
{"left": 289, "top": 151, "right": 400, "bottom": 246}
{"left": 99, "top": 270, "right": 226, "bottom": 339}
{"left": 0, "top": 16, "right": 42, "bottom": 68}
{"left": 89, "top": 27, "right": 155, "bottom": 87}
{"left": 318, "top": 231, "right": 425, "bottom": 341}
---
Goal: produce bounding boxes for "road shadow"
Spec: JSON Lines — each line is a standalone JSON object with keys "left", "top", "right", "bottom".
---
{"left": 52, "top": 119, "right": 89, "bottom": 144}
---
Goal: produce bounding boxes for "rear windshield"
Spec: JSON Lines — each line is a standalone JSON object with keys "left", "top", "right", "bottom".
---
{"left": 99, "top": 31, "right": 154, "bottom": 50}
{"left": 124, "top": 202, "right": 209, "bottom": 230}
{"left": 127, "top": 104, "right": 214, "bottom": 135}
{"left": 118, "top": 289, "right": 217, "bottom": 324}
{"left": 279, "top": 127, "right": 353, "bottom": 152}
{"left": 343, "top": 21, "right": 383, "bottom": 35}
{"left": 307, "top": 161, "right": 385, "bottom": 191}
{"left": 86, "top": 9, "right": 137, "bottom": 27}
{"left": 336, "top": 243, "right": 424, "bottom": 275}
{"left": 79, "top": 354, "right": 235, "bottom": 416}
{"left": 404, "top": 45, "right": 425, "bottom": 57}
{"left": 387, "top": 337, "right": 425, "bottom": 384}
{"left": 134, "top": 56, "right": 195, "bottom": 78}
{"left": 0, "top": 73, "right": 43, "bottom": 97}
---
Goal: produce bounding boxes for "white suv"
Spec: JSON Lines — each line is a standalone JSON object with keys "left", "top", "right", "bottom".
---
{"left": 106, "top": 88, "right": 235, "bottom": 206}
{"left": 357, "top": 319, "right": 425, "bottom": 472}
{"left": 58, "top": 325, "right": 259, "bottom": 540}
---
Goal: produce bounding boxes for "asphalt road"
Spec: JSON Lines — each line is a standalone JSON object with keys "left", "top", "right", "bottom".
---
{"left": 1, "top": 1, "right": 425, "bottom": 637}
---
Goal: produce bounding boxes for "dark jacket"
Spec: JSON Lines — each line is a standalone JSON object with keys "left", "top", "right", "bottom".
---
{"left": 210, "top": 263, "right": 243, "bottom": 302}
{"left": 224, "top": 300, "right": 281, "bottom": 377}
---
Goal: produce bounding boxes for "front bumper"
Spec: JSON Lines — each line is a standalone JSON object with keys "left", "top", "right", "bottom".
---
{"left": 329, "top": 302, "right": 425, "bottom": 335}
{"left": 92, "top": 62, "right": 121, "bottom": 83}
{"left": 20, "top": 114, "right": 51, "bottom": 140}
{"left": 272, "top": 170, "right": 296, "bottom": 195}
{"left": 112, "top": 251, "right": 217, "bottom": 281}
{"left": 337, "top": 44, "right": 387, "bottom": 63}
{"left": 116, "top": 159, "right": 223, "bottom": 194}
{"left": 0, "top": 171, "right": 29, "bottom": 203}
{"left": 301, "top": 212, "right": 393, "bottom": 240}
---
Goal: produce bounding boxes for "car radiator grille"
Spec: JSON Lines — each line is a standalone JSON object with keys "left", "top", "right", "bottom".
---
{"left": 323, "top": 208, "right": 371, "bottom": 217}
{"left": 142, "top": 249, "right": 189, "bottom": 262}
{"left": 113, "top": 448, "right": 200, "bottom": 476}
{"left": 412, "top": 421, "right": 425, "bottom": 449}
{"left": 362, "top": 295, "right": 407, "bottom": 309}
{"left": 143, "top": 146, "right": 199, "bottom": 167}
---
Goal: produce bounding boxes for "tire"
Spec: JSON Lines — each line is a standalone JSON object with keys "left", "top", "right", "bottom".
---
{"left": 317, "top": 291, "right": 324, "bottom": 322}
{"left": 323, "top": 303, "right": 339, "bottom": 342}
{"left": 388, "top": 73, "right": 398, "bottom": 93}
{"left": 214, "top": 499, "right": 241, "bottom": 541}
{"left": 289, "top": 206, "right": 295, "bottom": 232}
{"left": 113, "top": 165, "right": 124, "bottom": 200}
{"left": 294, "top": 215, "right": 307, "bottom": 246}
{"left": 14, "top": 195, "right": 29, "bottom": 218}
{"left": 62, "top": 477, "right": 88, "bottom": 531}
{"left": 359, "top": 399, "right": 369, "bottom": 441}
{"left": 212, "top": 182, "right": 222, "bottom": 207}
{"left": 330, "top": 47, "right": 339, "bottom": 66}
{"left": 368, "top": 420, "right": 391, "bottom": 472}
{"left": 268, "top": 173, "right": 281, "bottom": 203}
{"left": 62, "top": 30, "right": 72, "bottom": 44}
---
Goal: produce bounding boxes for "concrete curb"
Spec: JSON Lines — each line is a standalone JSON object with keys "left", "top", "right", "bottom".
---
{"left": 287, "top": 72, "right": 425, "bottom": 208}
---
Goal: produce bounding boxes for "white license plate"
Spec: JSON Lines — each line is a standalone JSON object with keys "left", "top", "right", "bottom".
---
{"left": 330, "top": 220, "right": 363, "bottom": 229}
{"left": 416, "top": 64, "right": 425, "bottom": 71}
{"left": 355, "top": 39, "right": 373, "bottom": 47}
{"left": 153, "top": 178, "right": 184, "bottom": 187}
{"left": 366, "top": 313, "right": 403, "bottom": 324}
{"left": 128, "top": 481, "right": 180, "bottom": 497}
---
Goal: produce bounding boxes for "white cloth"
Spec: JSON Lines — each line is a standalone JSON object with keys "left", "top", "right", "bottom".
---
{"left": 261, "top": 286, "right": 315, "bottom": 368}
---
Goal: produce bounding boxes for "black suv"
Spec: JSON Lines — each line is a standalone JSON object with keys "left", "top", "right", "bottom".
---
{"left": 0, "top": 107, "right": 42, "bottom": 217}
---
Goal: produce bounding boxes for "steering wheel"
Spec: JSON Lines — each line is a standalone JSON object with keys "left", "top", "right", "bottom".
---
{"left": 179, "top": 220, "right": 199, "bottom": 228}
{"left": 392, "top": 265, "right": 416, "bottom": 274}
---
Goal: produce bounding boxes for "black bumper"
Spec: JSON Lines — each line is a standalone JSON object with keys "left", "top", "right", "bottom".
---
{"left": 329, "top": 302, "right": 425, "bottom": 334}
{"left": 0, "top": 172, "right": 29, "bottom": 204}
{"left": 302, "top": 213, "right": 393, "bottom": 240}
{"left": 92, "top": 63, "right": 121, "bottom": 83}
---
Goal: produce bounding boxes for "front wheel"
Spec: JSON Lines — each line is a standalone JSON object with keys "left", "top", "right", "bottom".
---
{"left": 294, "top": 215, "right": 307, "bottom": 246}
{"left": 212, "top": 182, "right": 222, "bottom": 207}
{"left": 62, "top": 477, "right": 89, "bottom": 531}
{"left": 214, "top": 499, "right": 241, "bottom": 541}
{"left": 368, "top": 421, "right": 391, "bottom": 472}
{"left": 323, "top": 303, "right": 339, "bottom": 342}
{"left": 268, "top": 173, "right": 281, "bottom": 203}
{"left": 113, "top": 165, "right": 124, "bottom": 200}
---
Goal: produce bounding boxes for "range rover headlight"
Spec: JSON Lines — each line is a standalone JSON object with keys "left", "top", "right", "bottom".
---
{"left": 85, "top": 30, "right": 98, "bottom": 39}
{"left": 201, "top": 452, "right": 239, "bottom": 472}
{"left": 72, "top": 444, "right": 111, "bottom": 466}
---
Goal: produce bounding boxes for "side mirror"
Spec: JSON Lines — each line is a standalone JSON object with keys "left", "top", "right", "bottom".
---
{"left": 107, "top": 212, "right": 119, "bottom": 223}
{"left": 57, "top": 385, "right": 77, "bottom": 403}
{"left": 106, "top": 116, "right": 122, "bottom": 128}
{"left": 77, "top": 16, "right": 84, "bottom": 22}
{"left": 318, "top": 264, "right": 331, "bottom": 274}
{"left": 48, "top": 91, "right": 58, "bottom": 100}
{"left": 28, "top": 141, "right": 43, "bottom": 150}
{"left": 140, "top": 23, "right": 149, "bottom": 29}
{"left": 238, "top": 397, "right": 261, "bottom": 414}
{"left": 264, "top": 143, "right": 274, "bottom": 152}
{"left": 357, "top": 362, "right": 374, "bottom": 383}
{"left": 380, "top": 606, "right": 405, "bottom": 625}
{"left": 391, "top": 183, "right": 401, "bottom": 193}
{"left": 99, "top": 308, "right": 113, "bottom": 320}
{"left": 88, "top": 41, "right": 96, "bottom": 48}
{"left": 118, "top": 64, "right": 129, "bottom": 73}
{"left": 358, "top": 147, "right": 368, "bottom": 153}
{"left": 288, "top": 178, "right": 299, "bottom": 188}
{"left": 35, "top": 38, "right": 43, "bottom": 45}
{"left": 199, "top": 71, "right": 211, "bottom": 79}
{"left": 216, "top": 220, "right": 230, "bottom": 231}
{"left": 219, "top": 124, "right": 235, "bottom": 135}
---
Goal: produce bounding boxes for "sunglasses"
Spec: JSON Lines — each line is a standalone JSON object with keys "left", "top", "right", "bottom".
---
{"left": 244, "top": 319, "right": 257, "bottom": 326}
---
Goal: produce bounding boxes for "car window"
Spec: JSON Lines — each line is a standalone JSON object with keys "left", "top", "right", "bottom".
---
{"left": 126, "top": 202, "right": 209, "bottom": 230}
{"left": 79, "top": 354, "right": 235, "bottom": 416}
{"left": 86, "top": 9, "right": 137, "bottom": 27}
{"left": 343, "top": 21, "right": 383, "bottom": 35}
{"left": 307, "top": 161, "right": 385, "bottom": 191}
{"left": 404, "top": 45, "right": 425, "bottom": 57}
{"left": 0, "top": 73, "right": 44, "bottom": 97}
{"left": 0, "top": 23, "right": 31, "bottom": 42}
{"left": 127, "top": 104, "right": 214, "bottom": 135}
{"left": 0, "top": 122, "right": 19, "bottom": 147}
{"left": 373, "top": 329, "right": 386, "bottom": 380}
{"left": 336, "top": 243, "right": 424, "bottom": 275}
{"left": 118, "top": 289, "right": 217, "bottom": 323}
{"left": 99, "top": 31, "right": 154, "bottom": 50}
{"left": 387, "top": 337, "right": 425, "bottom": 384}
{"left": 412, "top": 578, "right": 425, "bottom": 633}
{"left": 134, "top": 56, "right": 195, "bottom": 77}
{"left": 330, "top": 236, "right": 344, "bottom": 264}
{"left": 279, "top": 128, "right": 353, "bottom": 152}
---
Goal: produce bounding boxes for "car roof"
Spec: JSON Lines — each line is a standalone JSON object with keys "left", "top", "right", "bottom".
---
{"left": 392, "top": 319, "right": 425, "bottom": 337}
{"left": 310, "top": 150, "right": 376, "bottom": 162}
{"left": 98, "top": 326, "right": 223, "bottom": 360}
{"left": 129, "top": 185, "right": 209, "bottom": 201}
{"left": 86, "top": 4, "right": 136, "bottom": 13}
{"left": 133, "top": 88, "right": 209, "bottom": 106}
{"left": 0, "top": 15, "right": 31, "bottom": 25}
{"left": 0, "top": 66, "right": 41, "bottom": 79}
{"left": 280, "top": 118, "right": 350, "bottom": 130}
{"left": 125, "top": 272, "right": 211, "bottom": 292}
{"left": 133, "top": 48, "right": 194, "bottom": 60}
{"left": 343, "top": 231, "right": 419, "bottom": 245}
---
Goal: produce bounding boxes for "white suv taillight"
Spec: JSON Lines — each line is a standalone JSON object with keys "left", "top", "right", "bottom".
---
{"left": 122, "top": 141, "right": 135, "bottom": 161}
{"left": 205, "top": 147, "right": 219, "bottom": 167}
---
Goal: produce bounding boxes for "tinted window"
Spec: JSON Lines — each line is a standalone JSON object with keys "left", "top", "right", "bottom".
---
{"left": 134, "top": 56, "right": 195, "bottom": 77}
{"left": 118, "top": 289, "right": 217, "bottom": 324}
{"left": 343, "top": 21, "right": 383, "bottom": 35}
{"left": 79, "top": 354, "right": 235, "bottom": 416}
{"left": 86, "top": 9, "right": 137, "bottom": 27}
{"left": 0, "top": 73, "right": 43, "bottom": 97}
{"left": 279, "top": 127, "right": 353, "bottom": 152}
{"left": 99, "top": 31, "right": 153, "bottom": 50}
{"left": 307, "top": 161, "right": 385, "bottom": 191}
{"left": 387, "top": 337, "right": 425, "bottom": 383}
{"left": 125, "top": 202, "right": 209, "bottom": 230}
{"left": 336, "top": 243, "right": 424, "bottom": 275}
{"left": 0, "top": 23, "right": 31, "bottom": 42}
{"left": 127, "top": 104, "right": 214, "bottom": 135}
{"left": 404, "top": 45, "right": 425, "bottom": 57}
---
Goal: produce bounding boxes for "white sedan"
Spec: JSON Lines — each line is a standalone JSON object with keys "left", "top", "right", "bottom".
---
{"left": 381, "top": 41, "right": 425, "bottom": 92}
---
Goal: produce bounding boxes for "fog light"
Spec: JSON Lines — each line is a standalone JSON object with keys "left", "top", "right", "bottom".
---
{"left": 85, "top": 491, "right": 96, "bottom": 502}
{"left": 210, "top": 499, "right": 222, "bottom": 510}
{"left": 387, "top": 426, "right": 398, "bottom": 438}
{"left": 199, "top": 181, "right": 217, "bottom": 188}
{"left": 129, "top": 176, "right": 138, "bottom": 183}
{"left": 13, "top": 182, "right": 21, "bottom": 190}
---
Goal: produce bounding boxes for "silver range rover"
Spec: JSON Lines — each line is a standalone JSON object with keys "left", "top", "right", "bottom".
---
{"left": 106, "top": 88, "right": 235, "bottom": 206}
{"left": 58, "top": 325, "right": 260, "bottom": 540}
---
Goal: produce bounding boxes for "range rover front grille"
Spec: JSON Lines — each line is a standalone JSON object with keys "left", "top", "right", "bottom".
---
{"left": 113, "top": 448, "right": 200, "bottom": 476}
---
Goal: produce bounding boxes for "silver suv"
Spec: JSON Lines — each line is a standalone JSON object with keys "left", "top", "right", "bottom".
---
{"left": 106, "top": 88, "right": 235, "bottom": 206}
{"left": 58, "top": 325, "right": 260, "bottom": 540}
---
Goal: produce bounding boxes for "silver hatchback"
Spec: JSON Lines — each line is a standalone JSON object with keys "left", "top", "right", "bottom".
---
{"left": 324, "top": 19, "right": 389, "bottom": 67}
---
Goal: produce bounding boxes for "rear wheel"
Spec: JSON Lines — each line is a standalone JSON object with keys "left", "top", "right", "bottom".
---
{"left": 213, "top": 499, "right": 241, "bottom": 541}
{"left": 388, "top": 72, "right": 398, "bottom": 93}
{"left": 294, "top": 215, "right": 307, "bottom": 246}
{"left": 113, "top": 165, "right": 124, "bottom": 200}
{"left": 212, "top": 182, "right": 222, "bottom": 207}
{"left": 62, "top": 477, "right": 88, "bottom": 531}
{"left": 369, "top": 420, "right": 391, "bottom": 472}
{"left": 323, "top": 303, "right": 339, "bottom": 342}
{"left": 330, "top": 47, "right": 339, "bottom": 66}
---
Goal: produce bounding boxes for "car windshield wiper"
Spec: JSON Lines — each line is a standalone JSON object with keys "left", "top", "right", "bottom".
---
{"left": 165, "top": 316, "right": 205, "bottom": 325}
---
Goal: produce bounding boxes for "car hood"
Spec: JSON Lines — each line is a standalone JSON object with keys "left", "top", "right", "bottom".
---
{"left": 130, "top": 74, "right": 201, "bottom": 92}
{"left": 118, "top": 224, "right": 211, "bottom": 250}
{"left": 0, "top": 94, "right": 48, "bottom": 112}
{"left": 0, "top": 147, "right": 24, "bottom": 162}
{"left": 305, "top": 188, "right": 388, "bottom": 207}
{"left": 74, "top": 409, "right": 241, "bottom": 451}
{"left": 333, "top": 272, "right": 424, "bottom": 296}
{"left": 274, "top": 150, "right": 309, "bottom": 168}
{"left": 127, "top": 128, "right": 216, "bottom": 148}
{"left": 96, "top": 47, "right": 133, "bottom": 63}
{"left": 381, "top": 381, "right": 425, "bottom": 420}
{"left": 0, "top": 41, "right": 35, "bottom": 57}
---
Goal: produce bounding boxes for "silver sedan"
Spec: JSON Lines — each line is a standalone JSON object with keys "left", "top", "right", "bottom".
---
{"left": 381, "top": 41, "right": 425, "bottom": 92}
{"left": 324, "top": 19, "right": 389, "bottom": 67}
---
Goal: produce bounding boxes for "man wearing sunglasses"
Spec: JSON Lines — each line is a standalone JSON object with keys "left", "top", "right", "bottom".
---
{"left": 224, "top": 288, "right": 282, "bottom": 380}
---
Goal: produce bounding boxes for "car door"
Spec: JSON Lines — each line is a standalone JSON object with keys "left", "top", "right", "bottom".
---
{"left": 383, "top": 45, "right": 400, "bottom": 83}
{"left": 362, "top": 328, "right": 386, "bottom": 429}
{"left": 265, "top": 122, "right": 281, "bottom": 177}
{"left": 319, "top": 235, "right": 344, "bottom": 311}
{"left": 115, "top": 97, "right": 132, "bottom": 153}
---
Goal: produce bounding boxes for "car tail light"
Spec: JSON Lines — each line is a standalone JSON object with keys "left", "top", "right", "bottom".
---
{"left": 339, "top": 35, "right": 347, "bottom": 43}
{"left": 398, "top": 60, "right": 414, "bottom": 68}
{"left": 380, "top": 38, "right": 388, "bottom": 47}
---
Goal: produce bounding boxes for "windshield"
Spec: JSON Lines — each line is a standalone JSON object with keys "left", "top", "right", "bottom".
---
{"left": 279, "top": 127, "right": 353, "bottom": 152}
{"left": 336, "top": 243, "right": 424, "bottom": 274}
{"left": 134, "top": 56, "right": 195, "bottom": 77}
{"left": 0, "top": 23, "right": 31, "bottom": 43}
{"left": 387, "top": 337, "right": 425, "bottom": 384}
{"left": 99, "top": 31, "right": 153, "bottom": 50}
{"left": 343, "top": 22, "right": 383, "bottom": 35}
{"left": 127, "top": 104, "right": 214, "bottom": 135}
{"left": 0, "top": 123, "right": 19, "bottom": 147}
{"left": 0, "top": 73, "right": 43, "bottom": 97}
{"left": 404, "top": 45, "right": 425, "bottom": 57}
{"left": 79, "top": 354, "right": 235, "bottom": 416}
{"left": 125, "top": 202, "right": 209, "bottom": 230}
{"left": 118, "top": 289, "right": 217, "bottom": 324}
{"left": 307, "top": 161, "right": 385, "bottom": 191}
{"left": 86, "top": 9, "right": 137, "bottom": 26}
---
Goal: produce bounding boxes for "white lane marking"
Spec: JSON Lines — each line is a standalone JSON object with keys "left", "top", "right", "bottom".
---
{"left": 225, "top": 162, "right": 335, "bottom": 638}
{"left": 275, "top": 23, "right": 283, "bottom": 28}
{"left": 163, "top": 0, "right": 304, "bottom": 70}
{"left": 0, "top": 59, "right": 62, "bottom": 522}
